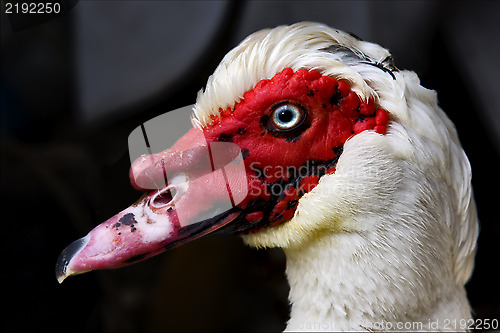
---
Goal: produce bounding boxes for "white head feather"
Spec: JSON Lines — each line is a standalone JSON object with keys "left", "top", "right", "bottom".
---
{"left": 193, "top": 22, "right": 478, "bottom": 330}
{"left": 193, "top": 22, "right": 390, "bottom": 128}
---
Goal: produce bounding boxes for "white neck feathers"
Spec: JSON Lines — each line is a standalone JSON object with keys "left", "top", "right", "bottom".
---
{"left": 284, "top": 228, "right": 472, "bottom": 331}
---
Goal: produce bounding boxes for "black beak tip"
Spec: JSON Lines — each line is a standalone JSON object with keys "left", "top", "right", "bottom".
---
{"left": 55, "top": 236, "right": 88, "bottom": 283}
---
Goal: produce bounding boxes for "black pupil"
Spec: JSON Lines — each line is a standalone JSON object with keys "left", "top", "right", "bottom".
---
{"left": 278, "top": 109, "right": 294, "bottom": 123}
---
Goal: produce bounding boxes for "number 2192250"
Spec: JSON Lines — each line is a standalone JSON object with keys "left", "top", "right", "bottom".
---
{"left": 5, "top": 2, "right": 61, "bottom": 14}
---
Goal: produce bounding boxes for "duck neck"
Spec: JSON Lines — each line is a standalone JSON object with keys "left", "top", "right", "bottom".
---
{"left": 283, "top": 230, "right": 471, "bottom": 331}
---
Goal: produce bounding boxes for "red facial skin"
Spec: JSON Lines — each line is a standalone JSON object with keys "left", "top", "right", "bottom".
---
{"left": 56, "top": 68, "right": 390, "bottom": 281}
{"left": 130, "top": 68, "right": 388, "bottom": 230}
{"left": 201, "top": 68, "right": 389, "bottom": 229}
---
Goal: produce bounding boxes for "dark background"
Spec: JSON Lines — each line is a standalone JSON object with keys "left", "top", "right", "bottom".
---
{"left": 2, "top": 1, "right": 499, "bottom": 332}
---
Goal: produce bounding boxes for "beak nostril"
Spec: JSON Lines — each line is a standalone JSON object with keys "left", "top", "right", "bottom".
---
{"left": 153, "top": 190, "right": 173, "bottom": 206}
{"left": 150, "top": 186, "right": 177, "bottom": 209}
{"left": 148, "top": 174, "right": 188, "bottom": 209}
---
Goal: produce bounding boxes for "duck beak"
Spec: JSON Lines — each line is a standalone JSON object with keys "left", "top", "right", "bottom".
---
{"left": 56, "top": 111, "right": 249, "bottom": 283}
{"left": 55, "top": 193, "right": 242, "bottom": 283}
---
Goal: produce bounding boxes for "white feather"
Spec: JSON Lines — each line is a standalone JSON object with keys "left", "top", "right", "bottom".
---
{"left": 194, "top": 22, "right": 478, "bottom": 331}
{"left": 193, "top": 22, "right": 391, "bottom": 128}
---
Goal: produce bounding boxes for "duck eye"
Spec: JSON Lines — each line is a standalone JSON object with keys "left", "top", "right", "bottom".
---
{"left": 268, "top": 101, "right": 307, "bottom": 132}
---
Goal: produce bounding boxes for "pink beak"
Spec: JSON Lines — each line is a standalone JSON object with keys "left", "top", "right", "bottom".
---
{"left": 56, "top": 128, "right": 248, "bottom": 283}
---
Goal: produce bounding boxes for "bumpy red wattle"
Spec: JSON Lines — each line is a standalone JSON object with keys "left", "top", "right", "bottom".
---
{"left": 203, "top": 68, "right": 389, "bottom": 227}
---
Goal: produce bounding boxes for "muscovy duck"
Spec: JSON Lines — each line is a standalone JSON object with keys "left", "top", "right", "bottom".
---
{"left": 56, "top": 22, "right": 478, "bottom": 331}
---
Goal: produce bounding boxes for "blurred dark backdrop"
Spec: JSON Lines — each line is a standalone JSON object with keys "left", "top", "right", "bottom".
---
{"left": 2, "top": 1, "right": 499, "bottom": 332}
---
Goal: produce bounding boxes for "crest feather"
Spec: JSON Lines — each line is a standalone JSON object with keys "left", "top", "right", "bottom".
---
{"left": 193, "top": 22, "right": 393, "bottom": 128}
